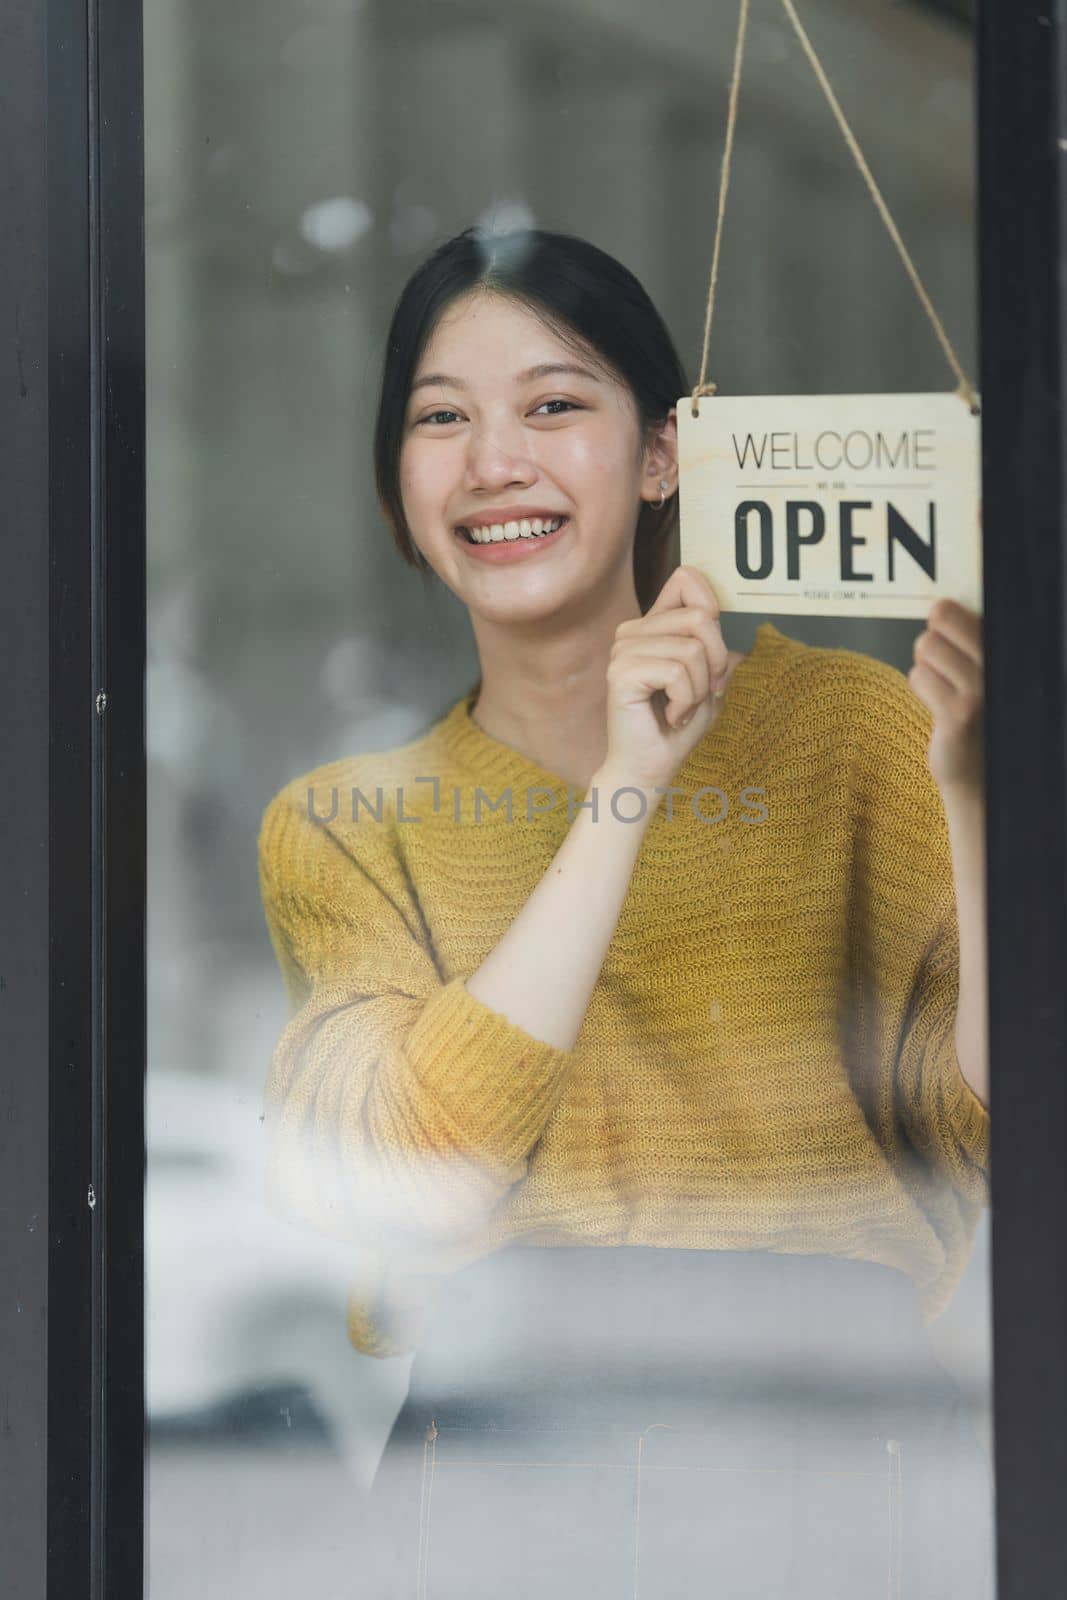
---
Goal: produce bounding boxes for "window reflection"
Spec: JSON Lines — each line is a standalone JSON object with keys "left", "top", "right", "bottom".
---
{"left": 146, "top": 3, "right": 992, "bottom": 1597}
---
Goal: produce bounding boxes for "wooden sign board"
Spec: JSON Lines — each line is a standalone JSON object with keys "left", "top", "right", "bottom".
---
{"left": 676, "top": 392, "right": 982, "bottom": 618}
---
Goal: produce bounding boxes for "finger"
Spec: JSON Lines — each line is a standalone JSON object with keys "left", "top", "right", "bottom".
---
{"left": 645, "top": 564, "right": 723, "bottom": 621}
{"left": 924, "top": 598, "right": 982, "bottom": 663}
{"left": 615, "top": 635, "right": 711, "bottom": 708}
{"left": 609, "top": 652, "right": 702, "bottom": 725}
{"left": 908, "top": 660, "right": 965, "bottom": 723}
{"left": 912, "top": 629, "right": 983, "bottom": 700}
{"left": 614, "top": 606, "right": 729, "bottom": 686}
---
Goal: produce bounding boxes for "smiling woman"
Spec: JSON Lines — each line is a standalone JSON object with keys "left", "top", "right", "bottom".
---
{"left": 375, "top": 229, "right": 683, "bottom": 625}
{"left": 257, "top": 226, "right": 994, "bottom": 1595}
{"left": 398, "top": 291, "right": 658, "bottom": 602}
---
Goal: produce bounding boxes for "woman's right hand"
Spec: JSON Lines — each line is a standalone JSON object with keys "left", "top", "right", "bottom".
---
{"left": 602, "top": 564, "right": 732, "bottom": 793}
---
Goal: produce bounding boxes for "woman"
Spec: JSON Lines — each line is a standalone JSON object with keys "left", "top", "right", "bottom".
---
{"left": 257, "top": 226, "right": 992, "bottom": 1597}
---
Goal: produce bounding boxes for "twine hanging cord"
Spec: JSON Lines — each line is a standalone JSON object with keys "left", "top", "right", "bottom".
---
{"left": 690, "top": 0, "right": 980, "bottom": 418}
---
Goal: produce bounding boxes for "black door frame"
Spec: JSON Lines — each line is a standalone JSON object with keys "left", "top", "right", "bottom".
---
{"left": 978, "top": 3, "right": 1067, "bottom": 1587}
{"left": 1, "top": 2, "right": 1064, "bottom": 1596}
{"left": 2, "top": 0, "right": 146, "bottom": 1595}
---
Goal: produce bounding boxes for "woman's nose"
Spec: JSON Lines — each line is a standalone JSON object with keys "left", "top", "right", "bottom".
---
{"left": 464, "top": 420, "right": 536, "bottom": 485}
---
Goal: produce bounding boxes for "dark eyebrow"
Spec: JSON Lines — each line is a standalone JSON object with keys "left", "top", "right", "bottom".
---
{"left": 409, "top": 361, "right": 603, "bottom": 395}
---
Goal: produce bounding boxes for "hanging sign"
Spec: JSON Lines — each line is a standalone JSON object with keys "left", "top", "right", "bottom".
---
{"left": 676, "top": 391, "right": 982, "bottom": 619}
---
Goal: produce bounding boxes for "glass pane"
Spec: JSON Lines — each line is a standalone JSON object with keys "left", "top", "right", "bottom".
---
{"left": 145, "top": 3, "right": 994, "bottom": 1594}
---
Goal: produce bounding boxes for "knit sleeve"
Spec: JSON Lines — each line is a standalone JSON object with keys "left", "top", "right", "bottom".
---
{"left": 256, "top": 783, "right": 579, "bottom": 1266}
{"left": 844, "top": 658, "right": 990, "bottom": 1209}
{"left": 890, "top": 901, "right": 989, "bottom": 1205}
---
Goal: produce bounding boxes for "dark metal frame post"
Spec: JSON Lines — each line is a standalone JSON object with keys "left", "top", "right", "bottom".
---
{"left": 1, "top": 0, "right": 53, "bottom": 1587}
{"left": 0, "top": 0, "right": 145, "bottom": 1596}
{"left": 93, "top": 0, "right": 148, "bottom": 1591}
{"left": 47, "top": 0, "right": 97, "bottom": 1585}
{"left": 978, "top": 2, "right": 1067, "bottom": 1597}
{"left": 94, "top": 0, "right": 149, "bottom": 1580}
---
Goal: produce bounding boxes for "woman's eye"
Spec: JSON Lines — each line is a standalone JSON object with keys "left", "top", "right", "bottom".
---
{"left": 417, "top": 409, "right": 462, "bottom": 426}
{"left": 415, "top": 399, "right": 582, "bottom": 427}
{"left": 535, "top": 399, "right": 580, "bottom": 416}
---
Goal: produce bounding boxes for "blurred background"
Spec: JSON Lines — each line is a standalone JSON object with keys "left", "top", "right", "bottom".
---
{"left": 144, "top": 0, "right": 988, "bottom": 1593}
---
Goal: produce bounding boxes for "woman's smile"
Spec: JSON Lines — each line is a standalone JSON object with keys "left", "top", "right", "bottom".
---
{"left": 453, "top": 513, "right": 572, "bottom": 563}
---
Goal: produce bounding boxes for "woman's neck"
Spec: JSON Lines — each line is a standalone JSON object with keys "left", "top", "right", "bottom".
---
{"left": 470, "top": 641, "right": 615, "bottom": 792}
{"left": 467, "top": 581, "right": 643, "bottom": 790}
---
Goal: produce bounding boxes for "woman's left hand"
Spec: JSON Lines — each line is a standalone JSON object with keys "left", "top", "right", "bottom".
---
{"left": 907, "top": 597, "right": 985, "bottom": 795}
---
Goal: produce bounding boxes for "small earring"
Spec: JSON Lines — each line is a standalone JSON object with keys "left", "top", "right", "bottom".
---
{"left": 655, "top": 477, "right": 671, "bottom": 510}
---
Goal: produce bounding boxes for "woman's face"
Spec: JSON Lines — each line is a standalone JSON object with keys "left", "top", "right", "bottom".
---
{"left": 398, "top": 289, "right": 672, "bottom": 624}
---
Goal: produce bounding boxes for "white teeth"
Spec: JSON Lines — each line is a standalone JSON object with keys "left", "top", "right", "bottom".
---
{"left": 463, "top": 516, "right": 565, "bottom": 544}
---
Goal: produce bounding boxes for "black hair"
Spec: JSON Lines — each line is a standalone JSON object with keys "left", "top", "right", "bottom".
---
{"left": 372, "top": 225, "right": 688, "bottom": 613}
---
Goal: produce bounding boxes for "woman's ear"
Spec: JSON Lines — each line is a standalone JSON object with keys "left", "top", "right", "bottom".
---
{"left": 643, "top": 407, "right": 679, "bottom": 497}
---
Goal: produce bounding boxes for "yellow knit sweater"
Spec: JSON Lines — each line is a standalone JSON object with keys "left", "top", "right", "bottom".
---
{"left": 257, "top": 621, "right": 990, "bottom": 1357}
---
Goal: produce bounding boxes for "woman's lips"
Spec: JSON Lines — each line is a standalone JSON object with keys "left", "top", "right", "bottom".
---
{"left": 454, "top": 516, "right": 571, "bottom": 562}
